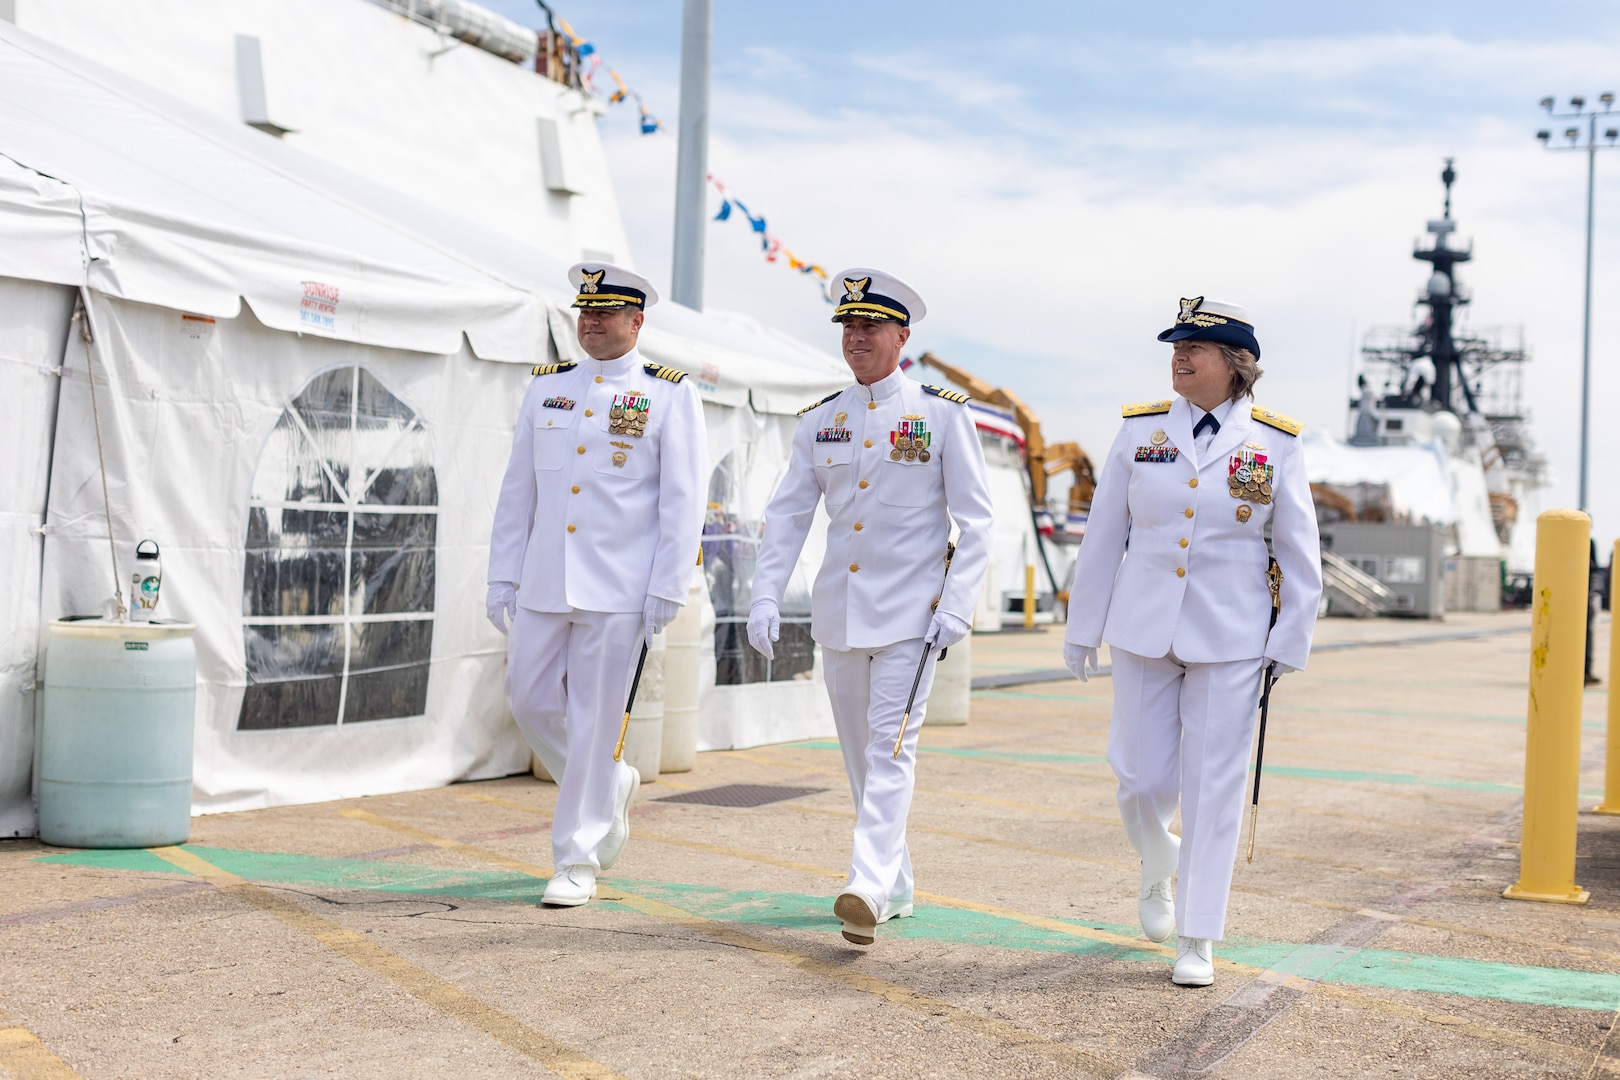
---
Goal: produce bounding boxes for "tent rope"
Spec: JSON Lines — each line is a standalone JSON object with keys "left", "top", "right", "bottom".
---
{"left": 76, "top": 301, "right": 127, "bottom": 621}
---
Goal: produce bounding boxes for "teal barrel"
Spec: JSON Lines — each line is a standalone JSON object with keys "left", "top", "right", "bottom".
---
{"left": 38, "top": 618, "right": 197, "bottom": 848}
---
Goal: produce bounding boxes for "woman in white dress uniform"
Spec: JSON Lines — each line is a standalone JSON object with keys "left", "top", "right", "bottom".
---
{"left": 1062, "top": 297, "right": 1322, "bottom": 986}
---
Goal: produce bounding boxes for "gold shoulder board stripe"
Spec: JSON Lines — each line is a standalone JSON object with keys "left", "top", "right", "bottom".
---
{"left": 643, "top": 362, "right": 688, "bottom": 383}
{"left": 922, "top": 384, "right": 970, "bottom": 404}
{"left": 1251, "top": 406, "right": 1304, "bottom": 436}
{"left": 1122, "top": 399, "right": 1173, "bottom": 417}
{"left": 531, "top": 361, "right": 577, "bottom": 376}
{"left": 797, "top": 391, "right": 841, "bottom": 417}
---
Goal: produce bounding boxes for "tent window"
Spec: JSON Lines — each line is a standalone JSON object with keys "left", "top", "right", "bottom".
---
{"left": 239, "top": 366, "right": 437, "bottom": 730}
{"left": 701, "top": 452, "right": 814, "bottom": 686}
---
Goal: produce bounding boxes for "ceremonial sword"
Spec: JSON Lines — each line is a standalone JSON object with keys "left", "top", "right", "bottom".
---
{"left": 893, "top": 542, "right": 956, "bottom": 760}
{"left": 613, "top": 642, "right": 650, "bottom": 763}
{"left": 1246, "top": 558, "right": 1284, "bottom": 863}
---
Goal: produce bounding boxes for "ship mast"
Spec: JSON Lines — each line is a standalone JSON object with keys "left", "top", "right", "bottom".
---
{"left": 1412, "top": 158, "right": 1475, "bottom": 414}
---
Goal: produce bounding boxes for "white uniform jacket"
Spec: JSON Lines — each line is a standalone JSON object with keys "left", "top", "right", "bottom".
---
{"left": 488, "top": 346, "right": 706, "bottom": 613}
{"left": 752, "top": 367, "right": 995, "bottom": 651}
{"left": 1064, "top": 397, "right": 1322, "bottom": 671}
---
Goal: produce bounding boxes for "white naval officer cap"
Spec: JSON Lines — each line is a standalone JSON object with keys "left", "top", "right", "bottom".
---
{"left": 1156, "top": 296, "right": 1260, "bottom": 359}
{"left": 829, "top": 267, "right": 926, "bottom": 326}
{"left": 568, "top": 261, "right": 659, "bottom": 310}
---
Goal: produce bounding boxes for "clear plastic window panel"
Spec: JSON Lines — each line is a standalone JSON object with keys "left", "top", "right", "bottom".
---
{"left": 703, "top": 449, "right": 813, "bottom": 686}
{"left": 239, "top": 366, "right": 437, "bottom": 731}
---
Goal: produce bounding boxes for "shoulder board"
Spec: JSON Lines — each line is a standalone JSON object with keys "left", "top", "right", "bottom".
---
{"left": 922, "top": 384, "right": 970, "bottom": 404}
{"left": 531, "top": 361, "right": 577, "bottom": 377}
{"left": 643, "top": 362, "right": 687, "bottom": 383}
{"left": 1122, "top": 399, "right": 1173, "bottom": 417}
{"left": 797, "top": 391, "right": 842, "bottom": 417}
{"left": 1251, "top": 406, "right": 1304, "bottom": 436}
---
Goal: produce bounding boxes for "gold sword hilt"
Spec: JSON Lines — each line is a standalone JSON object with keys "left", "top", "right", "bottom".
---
{"left": 614, "top": 711, "right": 631, "bottom": 763}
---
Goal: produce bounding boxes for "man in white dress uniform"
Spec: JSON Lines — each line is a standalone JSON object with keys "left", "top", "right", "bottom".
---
{"left": 1063, "top": 297, "right": 1322, "bottom": 985}
{"left": 487, "top": 263, "right": 706, "bottom": 907}
{"left": 748, "top": 269, "right": 994, "bottom": 946}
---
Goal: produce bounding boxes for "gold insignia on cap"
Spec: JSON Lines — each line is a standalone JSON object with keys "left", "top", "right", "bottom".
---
{"left": 844, "top": 276, "right": 871, "bottom": 302}
{"left": 580, "top": 268, "right": 605, "bottom": 294}
{"left": 1178, "top": 296, "right": 1204, "bottom": 323}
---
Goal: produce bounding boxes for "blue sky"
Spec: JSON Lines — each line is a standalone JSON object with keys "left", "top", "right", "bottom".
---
{"left": 490, "top": 1, "right": 1620, "bottom": 558}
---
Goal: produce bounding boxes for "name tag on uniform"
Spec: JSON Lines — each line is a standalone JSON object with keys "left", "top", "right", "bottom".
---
{"left": 543, "top": 396, "right": 576, "bottom": 410}
{"left": 1135, "top": 446, "right": 1179, "bottom": 462}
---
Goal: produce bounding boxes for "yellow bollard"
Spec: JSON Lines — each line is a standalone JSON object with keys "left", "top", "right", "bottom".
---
{"left": 1504, "top": 509, "right": 1592, "bottom": 904}
{"left": 1024, "top": 564, "right": 1036, "bottom": 629}
{"left": 1596, "top": 539, "right": 1620, "bottom": 816}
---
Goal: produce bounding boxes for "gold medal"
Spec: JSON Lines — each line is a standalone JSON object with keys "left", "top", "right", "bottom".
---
{"left": 890, "top": 448, "right": 903, "bottom": 461}
{"left": 919, "top": 449, "right": 932, "bottom": 463}
{"left": 1259, "top": 481, "right": 1273, "bottom": 497}
{"left": 905, "top": 448, "right": 919, "bottom": 461}
{"left": 896, "top": 435, "right": 912, "bottom": 451}
{"left": 1236, "top": 504, "right": 1252, "bottom": 523}
{"left": 610, "top": 405, "right": 625, "bottom": 419}
{"left": 1150, "top": 429, "right": 1168, "bottom": 446}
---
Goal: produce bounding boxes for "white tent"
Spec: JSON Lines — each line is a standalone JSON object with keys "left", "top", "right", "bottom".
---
{"left": 0, "top": 22, "right": 848, "bottom": 834}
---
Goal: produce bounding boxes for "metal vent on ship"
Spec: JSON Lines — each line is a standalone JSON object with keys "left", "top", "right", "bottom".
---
{"left": 656, "top": 784, "right": 824, "bottom": 808}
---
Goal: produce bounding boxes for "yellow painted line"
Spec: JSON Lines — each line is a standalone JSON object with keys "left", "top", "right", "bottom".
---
{"left": 345, "top": 810, "right": 1121, "bottom": 1078}
{"left": 0, "top": 1005, "right": 82, "bottom": 1080}
{"left": 146, "top": 846, "right": 616, "bottom": 1080}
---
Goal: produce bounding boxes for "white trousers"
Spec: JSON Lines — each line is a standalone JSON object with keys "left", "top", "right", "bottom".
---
{"left": 1108, "top": 647, "right": 1265, "bottom": 942}
{"left": 821, "top": 638, "right": 937, "bottom": 915}
{"left": 507, "top": 607, "right": 641, "bottom": 870}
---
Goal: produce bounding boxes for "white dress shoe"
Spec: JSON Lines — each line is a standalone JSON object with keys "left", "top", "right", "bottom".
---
{"left": 1138, "top": 875, "right": 1175, "bottom": 943}
{"left": 1172, "top": 937, "right": 1214, "bottom": 986}
{"left": 542, "top": 864, "right": 597, "bottom": 907}
{"left": 834, "top": 890, "right": 880, "bottom": 945}
{"left": 880, "top": 898, "right": 914, "bottom": 923}
{"left": 598, "top": 764, "right": 640, "bottom": 871}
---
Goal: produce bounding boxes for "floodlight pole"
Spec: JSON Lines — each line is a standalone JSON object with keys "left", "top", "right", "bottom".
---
{"left": 1537, "top": 95, "right": 1619, "bottom": 514}
{"left": 670, "top": 0, "right": 712, "bottom": 311}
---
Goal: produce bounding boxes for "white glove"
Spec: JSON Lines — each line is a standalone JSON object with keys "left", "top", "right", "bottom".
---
{"left": 1263, "top": 656, "right": 1297, "bottom": 677}
{"left": 486, "top": 582, "right": 517, "bottom": 635}
{"left": 644, "top": 595, "right": 681, "bottom": 647}
{"left": 747, "top": 599, "right": 780, "bottom": 660}
{"left": 924, "top": 611, "right": 970, "bottom": 651}
{"left": 1063, "top": 643, "right": 1098, "bottom": 682}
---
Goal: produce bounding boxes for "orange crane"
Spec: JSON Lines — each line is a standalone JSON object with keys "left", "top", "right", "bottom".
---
{"left": 913, "top": 351, "right": 1096, "bottom": 513}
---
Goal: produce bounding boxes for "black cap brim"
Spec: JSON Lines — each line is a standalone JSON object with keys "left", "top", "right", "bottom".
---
{"left": 1157, "top": 322, "right": 1261, "bottom": 360}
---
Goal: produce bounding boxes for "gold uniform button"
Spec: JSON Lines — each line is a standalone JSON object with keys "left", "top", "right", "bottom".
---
{"left": 826, "top": 456, "right": 833, "bottom": 464}
{"left": 1179, "top": 538, "right": 1188, "bottom": 548}
{"left": 571, "top": 485, "right": 580, "bottom": 494}
{"left": 585, "top": 409, "right": 594, "bottom": 417}
{"left": 567, "top": 524, "right": 576, "bottom": 533}
{"left": 858, "top": 480, "right": 869, "bottom": 489}
{"left": 594, "top": 376, "right": 603, "bottom": 383}
{"left": 1176, "top": 567, "right": 1186, "bottom": 578}
{"left": 854, "top": 522, "right": 864, "bottom": 531}
{"left": 867, "top": 401, "right": 877, "bottom": 410}
{"left": 849, "top": 563, "right": 860, "bottom": 572}
{"left": 1184, "top": 508, "right": 1194, "bottom": 518}
{"left": 1188, "top": 478, "right": 1199, "bottom": 488}
{"left": 578, "top": 446, "right": 586, "bottom": 455}
{"left": 864, "top": 439, "right": 873, "bottom": 448}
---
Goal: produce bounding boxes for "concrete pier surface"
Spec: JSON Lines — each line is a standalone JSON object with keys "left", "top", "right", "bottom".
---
{"left": 3, "top": 610, "right": 1617, "bottom": 1079}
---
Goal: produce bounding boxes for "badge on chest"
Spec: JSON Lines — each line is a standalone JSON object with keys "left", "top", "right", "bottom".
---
{"left": 542, "top": 396, "right": 576, "bottom": 411}
{"left": 1229, "top": 448, "right": 1275, "bottom": 504}
{"left": 610, "top": 394, "right": 650, "bottom": 437}
{"left": 889, "top": 415, "right": 932, "bottom": 462}
{"left": 816, "top": 426, "right": 852, "bottom": 443}
{"left": 1135, "top": 445, "right": 1179, "bottom": 462}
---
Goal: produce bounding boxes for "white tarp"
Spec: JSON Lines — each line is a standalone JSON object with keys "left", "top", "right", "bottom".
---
{"left": 39, "top": 293, "right": 532, "bottom": 811}
{"left": 0, "top": 276, "right": 73, "bottom": 836}
{"left": 0, "top": 18, "right": 851, "bottom": 822}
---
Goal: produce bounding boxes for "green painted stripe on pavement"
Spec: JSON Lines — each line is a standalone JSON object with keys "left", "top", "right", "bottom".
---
{"left": 33, "top": 847, "right": 1620, "bottom": 1011}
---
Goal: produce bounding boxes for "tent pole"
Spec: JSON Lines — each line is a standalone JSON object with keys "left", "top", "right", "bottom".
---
{"left": 670, "top": 0, "right": 711, "bottom": 311}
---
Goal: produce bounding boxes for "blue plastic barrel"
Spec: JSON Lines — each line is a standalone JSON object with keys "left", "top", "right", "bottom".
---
{"left": 38, "top": 618, "right": 197, "bottom": 848}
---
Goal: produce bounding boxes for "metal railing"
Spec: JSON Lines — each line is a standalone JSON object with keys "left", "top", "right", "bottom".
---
{"left": 1320, "top": 550, "right": 1395, "bottom": 617}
